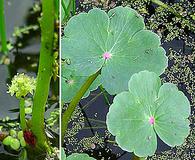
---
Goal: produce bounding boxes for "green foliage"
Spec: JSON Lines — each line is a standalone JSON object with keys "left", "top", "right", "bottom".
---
{"left": 106, "top": 70, "right": 190, "bottom": 157}
{"left": 10, "top": 138, "right": 20, "bottom": 150}
{"left": 61, "top": 0, "right": 76, "bottom": 24}
{"left": 61, "top": 148, "right": 95, "bottom": 160}
{"left": 3, "top": 136, "right": 21, "bottom": 150}
{"left": 25, "top": 107, "right": 32, "bottom": 114}
{"left": 67, "top": 153, "right": 95, "bottom": 160}
{"left": 13, "top": 25, "right": 39, "bottom": 38}
{"left": 62, "top": 6, "right": 167, "bottom": 95}
{"left": 10, "top": 129, "right": 17, "bottom": 137}
{"left": 2, "top": 136, "right": 12, "bottom": 146}
{"left": 61, "top": 148, "right": 66, "bottom": 160}
{"left": 8, "top": 73, "right": 36, "bottom": 99}
{"left": 0, "top": 0, "right": 8, "bottom": 54}
{"left": 46, "top": 109, "right": 59, "bottom": 128}
{"left": 31, "top": 0, "right": 55, "bottom": 152}
{"left": 2, "top": 130, "right": 26, "bottom": 150}
{"left": 20, "top": 137, "right": 26, "bottom": 147}
{"left": 18, "top": 131, "right": 24, "bottom": 139}
{"left": 61, "top": 63, "right": 100, "bottom": 103}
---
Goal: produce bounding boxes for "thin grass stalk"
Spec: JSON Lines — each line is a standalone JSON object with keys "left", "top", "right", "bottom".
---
{"left": 0, "top": 0, "right": 8, "bottom": 54}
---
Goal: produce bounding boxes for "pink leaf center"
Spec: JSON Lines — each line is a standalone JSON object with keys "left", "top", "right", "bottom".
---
{"left": 149, "top": 116, "right": 155, "bottom": 125}
{"left": 103, "top": 52, "right": 112, "bottom": 60}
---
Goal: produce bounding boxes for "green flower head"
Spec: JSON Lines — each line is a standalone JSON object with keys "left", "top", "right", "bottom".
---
{"left": 8, "top": 73, "right": 36, "bottom": 98}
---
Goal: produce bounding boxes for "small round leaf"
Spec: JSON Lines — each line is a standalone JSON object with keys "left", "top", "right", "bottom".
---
{"left": 3, "top": 136, "right": 12, "bottom": 146}
{"left": 67, "top": 153, "right": 95, "bottom": 160}
{"left": 10, "top": 138, "right": 20, "bottom": 150}
{"left": 106, "top": 71, "right": 190, "bottom": 157}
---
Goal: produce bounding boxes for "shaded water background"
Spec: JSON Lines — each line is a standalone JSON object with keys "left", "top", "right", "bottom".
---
{"left": 0, "top": 0, "right": 40, "bottom": 158}
{"left": 0, "top": 0, "right": 39, "bottom": 119}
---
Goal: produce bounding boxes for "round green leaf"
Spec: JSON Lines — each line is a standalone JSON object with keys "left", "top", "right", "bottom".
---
{"left": 17, "top": 131, "right": 24, "bottom": 140}
{"left": 25, "top": 107, "right": 32, "bottom": 114}
{"left": 61, "top": 148, "right": 67, "bottom": 160}
{"left": 106, "top": 71, "right": 190, "bottom": 157}
{"left": 10, "top": 138, "right": 20, "bottom": 150}
{"left": 20, "top": 137, "right": 26, "bottom": 147}
{"left": 10, "top": 129, "right": 17, "bottom": 137}
{"left": 62, "top": 7, "right": 168, "bottom": 94}
{"left": 67, "top": 153, "right": 95, "bottom": 160}
{"left": 61, "top": 63, "right": 100, "bottom": 103}
{"left": 3, "top": 136, "right": 12, "bottom": 146}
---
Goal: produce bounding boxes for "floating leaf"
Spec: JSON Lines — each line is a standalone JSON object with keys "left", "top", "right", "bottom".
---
{"left": 3, "top": 136, "right": 12, "bottom": 146}
{"left": 18, "top": 131, "right": 24, "bottom": 140}
{"left": 3, "top": 136, "right": 20, "bottom": 150}
{"left": 20, "top": 137, "right": 26, "bottom": 147}
{"left": 10, "top": 129, "right": 17, "bottom": 137}
{"left": 61, "top": 148, "right": 67, "bottom": 160}
{"left": 62, "top": 6, "right": 168, "bottom": 94}
{"left": 67, "top": 153, "right": 95, "bottom": 160}
{"left": 61, "top": 63, "right": 100, "bottom": 103}
{"left": 106, "top": 71, "right": 190, "bottom": 157}
{"left": 10, "top": 138, "right": 20, "bottom": 150}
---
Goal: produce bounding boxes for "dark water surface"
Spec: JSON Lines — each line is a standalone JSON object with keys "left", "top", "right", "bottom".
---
{"left": 0, "top": 0, "right": 39, "bottom": 118}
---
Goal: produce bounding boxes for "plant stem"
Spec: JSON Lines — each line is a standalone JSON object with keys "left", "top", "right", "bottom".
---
{"left": 72, "top": 0, "right": 76, "bottom": 15}
{"left": 79, "top": 102, "right": 95, "bottom": 135}
{"left": 150, "top": 0, "right": 181, "bottom": 18}
{"left": 87, "top": 118, "right": 106, "bottom": 124}
{"left": 100, "top": 85, "right": 111, "bottom": 106}
{"left": 0, "top": 0, "right": 8, "bottom": 54}
{"left": 19, "top": 98, "right": 26, "bottom": 130}
{"left": 61, "top": 70, "right": 101, "bottom": 142}
{"left": 31, "top": 0, "right": 55, "bottom": 152}
{"left": 132, "top": 153, "right": 146, "bottom": 160}
{"left": 61, "top": 0, "right": 69, "bottom": 19}
{"left": 150, "top": 0, "right": 194, "bottom": 30}
{"left": 106, "top": 140, "right": 117, "bottom": 144}
{"left": 54, "top": 0, "right": 59, "bottom": 19}
{"left": 82, "top": 91, "right": 103, "bottom": 110}
{"left": 82, "top": 126, "right": 106, "bottom": 130}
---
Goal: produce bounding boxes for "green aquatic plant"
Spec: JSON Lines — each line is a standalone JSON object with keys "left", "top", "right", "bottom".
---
{"left": 13, "top": 25, "right": 39, "bottom": 38}
{"left": 149, "top": 0, "right": 181, "bottom": 17}
{"left": 126, "top": 0, "right": 195, "bottom": 44}
{"left": 62, "top": 6, "right": 167, "bottom": 94}
{"left": 5, "top": 0, "right": 57, "bottom": 157}
{"left": 3, "top": 130, "right": 26, "bottom": 151}
{"left": 8, "top": 73, "right": 36, "bottom": 131}
{"left": 0, "top": 0, "right": 8, "bottom": 54}
{"left": 8, "top": 73, "right": 36, "bottom": 99}
{"left": 61, "top": 6, "right": 168, "bottom": 139}
{"left": 106, "top": 70, "right": 190, "bottom": 157}
{"left": 66, "top": 153, "right": 95, "bottom": 160}
{"left": 61, "top": 148, "right": 95, "bottom": 160}
{"left": 61, "top": 0, "right": 76, "bottom": 24}
{"left": 30, "top": 0, "right": 56, "bottom": 153}
{"left": 61, "top": 5, "right": 191, "bottom": 159}
{"left": 61, "top": 63, "right": 100, "bottom": 103}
